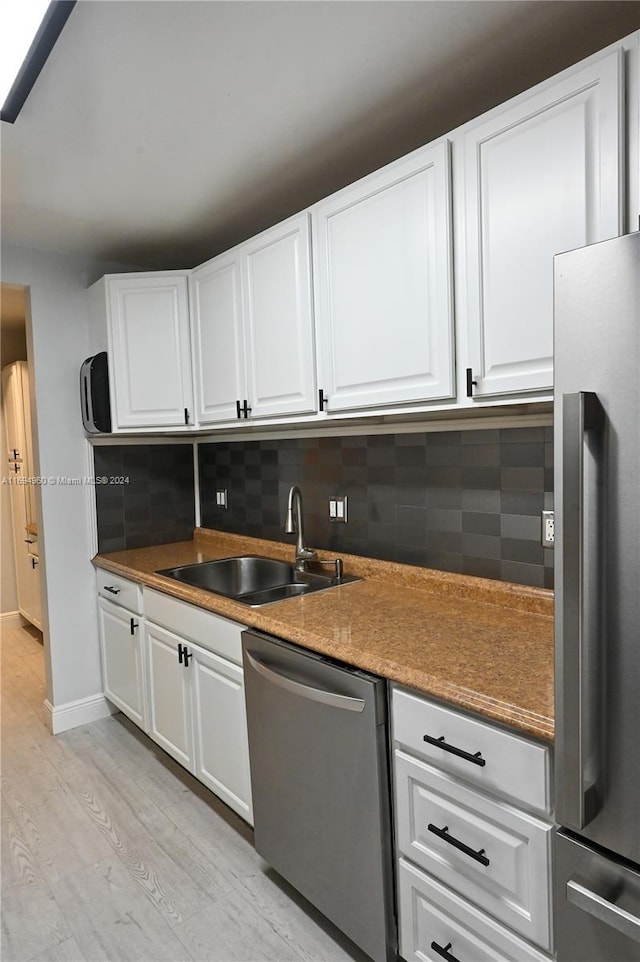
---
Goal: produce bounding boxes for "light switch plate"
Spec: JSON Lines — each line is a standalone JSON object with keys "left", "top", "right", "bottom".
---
{"left": 329, "top": 496, "right": 348, "bottom": 523}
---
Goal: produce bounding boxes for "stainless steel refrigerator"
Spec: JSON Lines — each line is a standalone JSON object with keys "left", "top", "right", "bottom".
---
{"left": 554, "top": 231, "right": 640, "bottom": 959}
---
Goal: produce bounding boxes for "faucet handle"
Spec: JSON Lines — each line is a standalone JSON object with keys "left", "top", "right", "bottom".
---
{"left": 315, "top": 557, "right": 344, "bottom": 581}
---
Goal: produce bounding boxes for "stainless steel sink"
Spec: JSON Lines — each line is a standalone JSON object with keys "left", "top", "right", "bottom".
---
{"left": 156, "top": 555, "right": 358, "bottom": 606}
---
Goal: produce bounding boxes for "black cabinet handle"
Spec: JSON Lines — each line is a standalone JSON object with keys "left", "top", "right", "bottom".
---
{"left": 177, "top": 643, "right": 192, "bottom": 667}
{"left": 466, "top": 368, "right": 478, "bottom": 398}
{"left": 423, "top": 734, "right": 486, "bottom": 767}
{"left": 184, "top": 407, "right": 190, "bottom": 425}
{"left": 104, "top": 585, "right": 121, "bottom": 595}
{"left": 431, "top": 941, "right": 461, "bottom": 962}
{"left": 24, "top": 539, "right": 34, "bottom": 544}
{"left": 31, "top": 557, "right": 38, "bottom": 569}
{"left": 241, "top": 399, "right": 251, "bottom": 418}
{"left": 427, "top": 823, "right": 490, "bottom": 866}
{"left": 319, "top": 388, "right": 328, "bottom": 411}
{"left": 130, "top": 618, "right": 138, "bottom": 635}
{"left": 236, "top": 399, "right": 242, "bottom": 419}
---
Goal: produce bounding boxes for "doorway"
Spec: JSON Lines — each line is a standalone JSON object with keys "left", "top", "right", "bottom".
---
{"left": 1, "top": 283, "right": 44, "bottom": 636}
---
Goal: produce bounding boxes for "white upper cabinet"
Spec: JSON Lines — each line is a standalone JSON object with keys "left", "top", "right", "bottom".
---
{"left": 312, "top": 141, "right": 455, "bottom": 413}
{"left": 191, "top": 212, "right": 316, "bottom": 425}
{"left": 91, "top": 273, "right": 194, "bottom": 430}
{"left": 243, "top": 215, "right": 316, "bottom": 419}
{"left": 191, "top": 251, "right": 247, "bottom": 424}
{"left": 459, "top": 49, "right": 623, "bottom": 399}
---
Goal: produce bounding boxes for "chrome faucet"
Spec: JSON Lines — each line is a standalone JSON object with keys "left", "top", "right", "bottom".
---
{"left": 285, "top": 485, "right": 317, "bottom": 570}
{"left": 285, "top": 485, "right": 344, "bottom": 580}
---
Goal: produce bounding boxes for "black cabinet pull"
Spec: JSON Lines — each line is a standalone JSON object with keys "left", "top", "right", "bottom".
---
{"left": 236, "top": 399, "right": 242, "bottom": 419}
{"left": 466, "top": 368, "right": 478, "bottom": 398}
{"left": 12, "top": 448, "right": 19, "bottom": 459}
{"left": 24, "top": 539, "right": 34, "bottom": 544}
{"left": 318, "top": 388, "right": 328, "bottom": 411}
{"left": 177, "top": 643, "right": 192, "bottom": 667}
{"left": 130, "top": 618, "right": 138, "bottom": 635}
{"left": 184, "top": 407, "right": 190, "bottom": 425}
{"left": 241, "top": 399, "right": 251, "bottom": 418}
{"left": 31, "top": 557, "right": 38, "bottom": 569}
{"left": 431, "top": 941, "right": 461, "bottom": 962}
{"left": 427, "top": 823, "right": 490, "bottom": 866}
{"left": 423, "top": 734, "right": 486, "bottom": 767}
{"left": 104, "top": 585, "right": 121, "bottom": 595}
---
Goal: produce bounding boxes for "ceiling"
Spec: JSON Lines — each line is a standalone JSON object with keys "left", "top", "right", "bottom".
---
{"left": 1, "top": 0, "right": 639, "bottom": 271}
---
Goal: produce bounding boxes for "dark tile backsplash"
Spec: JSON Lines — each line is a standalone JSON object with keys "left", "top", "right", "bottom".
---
{"left": 94, "top": 445, "right": 195, "bottom": 552}
{"left": 199, "top": 427, "right": 554, "bottom": 589}
{"left": 91, "top": 428, "right": 553, "bottom": 587}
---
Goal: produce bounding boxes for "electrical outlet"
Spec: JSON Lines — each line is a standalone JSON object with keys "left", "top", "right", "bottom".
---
{"left": 328, "top": 496, "right": 348, "bottom": 523}
{"left": 542, "top": 510, "right": 554, "bottom": 547}
{"left": 215, "top": 489, "right": 228, "bottom": 509}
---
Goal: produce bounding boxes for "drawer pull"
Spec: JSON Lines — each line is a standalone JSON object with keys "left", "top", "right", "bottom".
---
{"left": 423, "top": 734, "right": 486, "bottom": 767}
{"left": 427, "top": 823, "right": 490, "bottom": 867}
{"left": 104, "top": 585, "right": 121, "bottom": 595}
{"left": 431, "top": 941, "right": 461, "bottom": 962}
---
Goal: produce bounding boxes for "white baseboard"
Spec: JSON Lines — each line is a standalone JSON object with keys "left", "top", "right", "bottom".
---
{"left": 44, "top": 693, "right": 118, "bottom": 734}
{"left": 0, "top": 611, "right": 23, "bottom": 628}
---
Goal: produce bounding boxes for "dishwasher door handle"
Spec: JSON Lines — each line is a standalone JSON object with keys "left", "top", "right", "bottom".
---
{"left": 244, "top": 651, "right": 366, "bottom": 712}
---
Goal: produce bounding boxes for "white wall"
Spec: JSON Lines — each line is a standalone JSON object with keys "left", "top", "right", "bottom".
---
{"left": 1, "top": 245, "right": 137, "bottom": 718}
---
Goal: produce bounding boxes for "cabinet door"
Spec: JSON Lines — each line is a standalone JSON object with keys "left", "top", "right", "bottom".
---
{"left": 191, "top": 645, "right": 253, "bottom": 824}
{"left": 108, "top": 275, "right": 193, "bottom": 428}
{"left": 144, "top": 622, "right": 193, "bottom": 770}
{"left": 313, "top": 140, "right": 454, "bottom": 412}
{"left": 191, "top": 252, "right": 247, "bottom": 424}
{"left": 461, "top": 49, "right": 623, "bottom": 398}
{"left": 24, "top": 551, "right": 42, "bottom": 631}
{"left": 243, "top": 213, "right": 317, "bottom": 419}
{"left": 98, "top": 598, "right": 145, "bottom": 729}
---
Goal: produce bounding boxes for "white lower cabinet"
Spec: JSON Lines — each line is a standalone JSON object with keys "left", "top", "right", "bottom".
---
{"left": 96, "top": 572, "right": 253, "bottom": 825}
{"left": 398, "top": 858, "right": 551, "bottom": 962}
{"left": 98, "top": 597, "right": 147, "bottom": 730}
{"left": 145, "top": 620, "right": 193, "bottom": 768}
{"left": 392, "top": 685, "right": 554, "bottom": 961}
{"left": 190, "top": 644, "right": 252, "bottom": 820}
{"left": 143, "top": 587, "right": 253, "bottom": 824}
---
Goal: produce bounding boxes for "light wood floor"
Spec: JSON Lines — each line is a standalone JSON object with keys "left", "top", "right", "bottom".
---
{"left": 1, "top": 621, "right": 371, "bottom": 962}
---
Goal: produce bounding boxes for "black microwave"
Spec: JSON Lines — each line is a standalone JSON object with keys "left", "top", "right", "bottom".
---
{"left": 80, "top": 352, "right": 111, "bottom": 433}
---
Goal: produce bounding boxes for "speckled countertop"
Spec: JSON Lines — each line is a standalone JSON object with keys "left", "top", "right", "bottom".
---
{"left": 94, "top": 528, "right": 555, "bottom": 742}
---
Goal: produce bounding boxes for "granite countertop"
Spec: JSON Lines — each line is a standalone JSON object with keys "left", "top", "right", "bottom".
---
{"left": 94, "top": 527, "right": 555, "bottom": 742}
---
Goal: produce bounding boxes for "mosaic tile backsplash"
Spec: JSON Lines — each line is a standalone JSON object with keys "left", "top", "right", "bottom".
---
{"left": 199, "top": 426, "right": 554, "bottom": 588}
{"left": 94, "top": 444, "right": 195, "bottom": 552}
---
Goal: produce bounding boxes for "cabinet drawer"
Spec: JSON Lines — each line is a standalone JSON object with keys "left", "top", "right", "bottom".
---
{"left": 96, "top": 568, "right": 143, "bottom": 614}
{"left": 395, "top": 750, "right": 553, "bottom": 950}
{"left": 392, "top": 686, "right": 551, "bottom": 813}
{"left": 398, "top": 857, "right": 552, "bottom": 962}
{"left": 143, "top": 588, "right": 245, "bottom": 665}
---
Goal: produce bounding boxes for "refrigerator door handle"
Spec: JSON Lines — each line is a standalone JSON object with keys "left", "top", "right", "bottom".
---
{"left": 567, "top": 880, "right": 640, "bottom": 944}
{"left": 244, "top": 651, "right": 366, "bottom": 712}
{"left": 558, "top": 391, "right": 605, "bottom": 830}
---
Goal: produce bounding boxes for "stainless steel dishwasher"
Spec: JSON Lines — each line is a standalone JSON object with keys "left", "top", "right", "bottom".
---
{"left": 242, "top": 629, "right": 396, "bottom": 962}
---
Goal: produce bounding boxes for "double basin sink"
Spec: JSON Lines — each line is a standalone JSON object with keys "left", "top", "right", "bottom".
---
{"left": 157, "top": 555, "right": 358, "bottom": 607}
